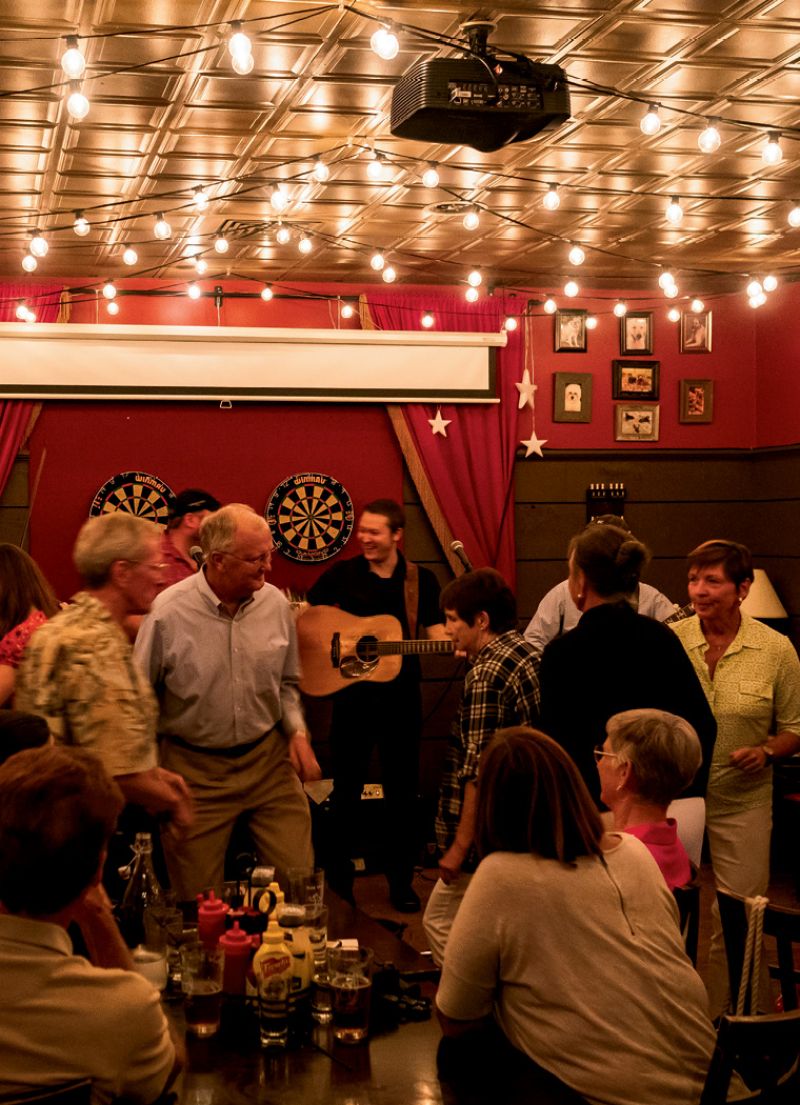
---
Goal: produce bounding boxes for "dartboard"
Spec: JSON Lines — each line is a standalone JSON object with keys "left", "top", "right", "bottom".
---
{"left": 266, "top": 473, "right": 354, "bottom": 563}
{"left": 89, "top": 471, "right": 174, "bottom": 524}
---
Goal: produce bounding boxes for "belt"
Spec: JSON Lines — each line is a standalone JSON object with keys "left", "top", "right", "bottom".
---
{"left": 163, "top": 731, "right": 271, "bottom": 758}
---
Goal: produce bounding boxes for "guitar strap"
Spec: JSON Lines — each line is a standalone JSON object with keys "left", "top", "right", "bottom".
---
{"left": 404, "top": 561, "right": 420, "bottom": 639}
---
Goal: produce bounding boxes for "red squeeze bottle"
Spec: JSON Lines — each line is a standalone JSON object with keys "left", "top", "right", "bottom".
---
{"left": 197, "top": 890, "right": 229, "bottom": 948}
{"left": 219, "top": 922, "right": 253, "bottom": 995}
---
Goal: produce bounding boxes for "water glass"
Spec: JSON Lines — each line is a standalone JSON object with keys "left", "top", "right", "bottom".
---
{"left": 311, "top": 964, "right": 333, "bottom": 1025}
{"left": 329, "top": 946, "right": 373, "bottom": 1044}
{"left": 287, "top": 866, "right": 325, "bottom": 911}
{"left": 132, "top": 944, "right": 168, "bottom": 990}
{"left": 181, "top": 943, "right": 224, "bottom": 1037}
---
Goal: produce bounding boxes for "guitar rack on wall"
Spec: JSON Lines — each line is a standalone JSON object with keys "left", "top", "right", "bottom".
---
{"left": 586, "top": 482, "right": 627, "bottom": 524}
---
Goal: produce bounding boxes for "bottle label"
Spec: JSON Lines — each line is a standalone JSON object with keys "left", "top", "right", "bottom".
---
{"left": 259, "top": 953, "right": 291, "bottom": 979}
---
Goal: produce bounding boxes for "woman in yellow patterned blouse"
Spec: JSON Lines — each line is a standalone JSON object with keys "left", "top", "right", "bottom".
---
{"left": 672, "top": 539, "right": 800, "bottom": 1017}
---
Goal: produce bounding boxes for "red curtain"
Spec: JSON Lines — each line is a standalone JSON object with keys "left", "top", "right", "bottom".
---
{"left": 0, "top": 285, "right": 62, "bottom": 496}
{"left": 366, "top": 292, "right": 525, "bottom": 588}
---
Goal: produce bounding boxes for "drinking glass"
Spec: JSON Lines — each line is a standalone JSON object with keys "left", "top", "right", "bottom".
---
{"left": 181, "top": 943, "right": 224, "bottom": 1036}
{"left": 305, "top": 905, "right": 328, "bottom": 970}
{"left": 329, "top": 946, "right": 373, "bottom": 1043}
{"left": 287, "top": 866, "right": 325, "bottom": 911}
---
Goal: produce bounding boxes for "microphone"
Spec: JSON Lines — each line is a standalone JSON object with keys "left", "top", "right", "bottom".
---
{"left": 189, "top": 545, "right": 205, "bottom": 568}
{"left": 450, "top": 540, "right": 473, "bottom": 573}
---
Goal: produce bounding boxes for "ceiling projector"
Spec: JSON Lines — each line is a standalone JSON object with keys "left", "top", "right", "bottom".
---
{"left": 390, "top": 21, "right": 571, "bottom": 153}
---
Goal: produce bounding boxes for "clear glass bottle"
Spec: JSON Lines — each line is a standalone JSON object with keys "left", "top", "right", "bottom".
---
{"left": 117, "top": 832, "right": 165, "bottom": 948}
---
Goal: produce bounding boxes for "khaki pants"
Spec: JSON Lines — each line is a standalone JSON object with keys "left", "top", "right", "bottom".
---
{"left": 160, "top": 732, "right": 313, "bottom": 900}
{"left": 422, "top": 873, "right": 473, "bottom": 967}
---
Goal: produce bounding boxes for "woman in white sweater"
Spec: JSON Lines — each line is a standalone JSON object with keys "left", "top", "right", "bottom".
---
{"left": 436, "top": 726, "right": 717, "bottom": 1105}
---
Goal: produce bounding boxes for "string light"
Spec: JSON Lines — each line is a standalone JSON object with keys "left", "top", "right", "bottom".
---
{"left": 421, "top": 310, "right": 435, "bottom": 328}
{"left": 193, "top": 187, "right": 209, "bottom": 211}
{"left": 640, "top": 104, "right": 661, "bottom": 136}
{"left": 698, "top": 121, "right": 721, "bottom": 154}
{"left": 276, "top": 223, "right": 291, "bottom": 245}
{"left": 22, "top": 308, "right": 35, "bottom": 323}
{"left": 214, "top": 233, "right": 229, "bottom": 254}
{"left": 370, "top": 25, "right": 399, "bottom": 60}
{"left": 21, "top": 255, "right": 37, "bottom": 272}
{"left": 664, "top": 283, "right": 679, "bottom": 298}
{"left": 73, "top": 212, "right": 90, "bottom": 236}
{"left": 366, "top": 154, "right": 386, "bottom": 182}
{"left": 613, "top": 300, "right": 627, "bottom": 317}
{"left": 15, "top": 303, "right": 28, "bottom": 320}
{"left": 543, "top": 297, "right": 557, "bottom": 314}
{"left": 382, "top": 265, "right": 397, "bottom": 283}
{"left": 102, "top": 280, "right": 117, "bottom": 299}
{"left": 228, "top": 22, "right": 252, "bottom": 64}
{"left": 746, "top": 279, "right": 763, "bottom": 298}
{"left": 658, "top": 269, "right": 675, "bottom": 290}
{"left": 187, "top": 282, "right": 202, "bottom": 300}
{"left": 341, "top": 301, "right": 355, "bottom": 319}
{"left": 462, "top": 208, "right": 480, "bottom": 231}
{"left": 568, "top": 245, "right": 585, "bottom": 266}
{"left": 312, "top": 158, "right": 329, "bottom": 183}
{"left": 586, "top": 315, "right": 598, "bottom": 330}
{"left": 260, "top": 284, "right": 273, "bottom": 301}
{"left": 370, "top": 250, "right": 385, "bottom": 272}
{"left": 762, "top": 134, "right": 782, "bottom": 166}
{"left": 195, "top": 258, "right": 208, "bottom": 275}
{"left": 270, "top": 184, "right": 290, "bottom": 213}
{"left": 763, "top": 274, "right": 778, "bottom": 292}
{"left": 564, "top": 279, "right": 579, "bottom": 297}
{"left": 232, "top": 50, "right": 254, "bottom": 75}
{"left": 153, "top": 213, "right": 172, "bottom": 240}
{"left": 465, "top": 286, "right": 479, "bottom": 302}
{"left": 690, "top": 298, "right": 704, "bottom": 313}
{"left": 749, "top": 292, "right": 767, "bottom": 308}
{"left": 666, "top": 196, "right": 683, "bottom": 225}
{"left": 122, "top": 246, "right": 138, "bottom": 266}
{"left": 467, "top": 268, "right": 482, "bottom": 287}
{"left": 61, "top": 36, "right": 86, "bottom": 79}
{"left": 503, "top": 316, "right": 518, "bottom": 331}
{"left": 542, "top": 184, "right": 560, "bottom": 211}
{"left": 106, "top": 300, "right": 120, "bottom": 316}
{"left": 788, "top": 203, "right": 800, "bottom": 228}
{"left": 29, "top": 232, "right": 48, "bottom": 258}
{"left": 298, "top": 234, "right": 313, "bottom": 254}
{"left": 66, "top": 82, "right": 90, "bottom": 121}
{"left": 422, "top": 164, "right": 440, "bottom": 189}
{"left": 667, "top": 307, "right": 681, "bottom": 322}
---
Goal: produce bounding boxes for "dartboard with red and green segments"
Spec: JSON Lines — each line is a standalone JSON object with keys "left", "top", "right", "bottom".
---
{"left": 89, "top": 471, "right": 174, "bottom": 523}
{"left": 266, "top": 473, "right": 354, "bottom": 563}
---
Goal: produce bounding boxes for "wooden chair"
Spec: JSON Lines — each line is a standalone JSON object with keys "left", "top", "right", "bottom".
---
{"left": 717, "top": 888, "right": 800, "bottom": 1014}
{"left": 700, "top": 1011, "right": 800, "bottom": 1104}
{"left": 0, "top": 1081, "right": 91, "bottom": 1105}
{"left": 673, "top": 881, "right": 700, "bottom": 966}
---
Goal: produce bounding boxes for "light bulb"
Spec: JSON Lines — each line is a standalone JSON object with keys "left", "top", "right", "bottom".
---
{"left": 67, "top": 86, "right": 90, "bottom": 121}
{"left": 23, "top": 309, "right": 35, "bottom": 323}
{"left": 187, "top": 282, "right": 202, "bottom": 300}
{"left": 568, "top": 245, "right": 585, "bottom": 267}
{"left": 122, "top": 246, "right": 138, "bottom": 266}
{"left": 664, "top": 283, "right": 679, "bottom": 298}
{"left": 503, "top": 316, "right": 518, "bottom": 331}
{"left": 762, "top": 134, "right": 782, "bottom": 166}
{"left": 749, "top": 293, "right": 767, "bottom": 308}
{"left": 543, "top": 297, "right": 557, "bottom": 314}
{"left": 341, "top": 302, "right": 355, "bottom": 319}
{"left": 270, "top": 185, "right": 289, "bottom": 213}
{"left": 667, "top": 307, "right": 681, "bottom": 322}
{"left": 232, "top": 51, "right": 254, "bottom": 75}
{"left": 465, "top": 286, "right": 480, "bottom": 303}
{"left": 370, "top": 26, "right": 399, "bottom": 61}
{"left": 564, "top": 279, "right": 579, "bottom": 298}
{"left": 463, "top": 208, "right": 480, "bottom": 231}
{"left": 542, "top": 184, "right": 560, "bottom": 211}
{"left": 260, "top": 285, "right": 273, "bottom": 301}
{"left": 312, "top": 158, "right": 329, "bottom": 183}
{"left": 214, "top": 234, "right": 229, "bottom": 254}
{"left": 195, "top": 258, "right": 208, "bottom": 275}
{"left": 276, "top": 223, "right": 291, "bottom": 245}
{"left": 370, "top": 251, "right": 385, "bottom": 272}
{"left": 382, "top": 265, "right": 397, "bottom": 283}
{"left": 666, "top": 196, "right": 683, "bottom": 225}
{"left": 61, "top": 37, "right": 85, "bottom": 79}
{"left": 73, "top": 212, "right": 90, "bottom": 236}
{"left": 763, "top": 274, "right": 778, "bottom": 292}
{"left": 422, "top": 165, "right": 440, "bottom": 189}
{"left": 586, "top": 315, "right": 598, "bottom": 330}
{"left": 228, "top": 23, "right": 252, "bottom": 62}
{"left": 467, "top": 268, "right": 482, "bottom": 287}
{"left": 746, "top": 279, "right": 763, "bottom": 298}
{"left": 193, "top": 187, "right": 209, "bottom": 211}
{"left": 15, "top": 303, "right": 28, "bottom": 320}
{"left": 21, "top": 254, "right": 37, "bottom": 272}
{"left": 613, "top": 300, "right": 627, "bottom": 318}
{"left": 690, "top": 298, "right": 704, "bottom": 313}
{"left": 102, "top": 280, "right": 116, "bottom": 300}
{"left": 421, "top": 311, "right": 434, "bottom": 328}
{"left": 640, "top": 104, "right": 661, "bottom": 136}
{"left": 698, "top": 122, "right": 721, "bottom": 154}
{"left": 658, "top": 269, "right": 675, "bottom": 290}
{"left": 788, "top": 204, "right": 800, "bottom": 228}
{"left": 298, "top": 235, "right": 313, "bottom": 254}
{"left": 106, "top": 300, "right": 119, "bottom": 316}
{"left": 29, "top": 233, "right": 48, "bottom": 258}
{"left": 366, "top": 155, "right": 386, "bottom": 182}
{"left": 154, "top": 214, "right": 172, "bottom": 240}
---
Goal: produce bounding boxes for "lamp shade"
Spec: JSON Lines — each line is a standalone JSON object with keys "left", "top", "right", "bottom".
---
{"left": 740, "top": 569, "right": 787, "bottom": 619}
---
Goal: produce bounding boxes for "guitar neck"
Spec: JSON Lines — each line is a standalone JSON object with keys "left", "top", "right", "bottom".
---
{"left": 665, "top": 602, "right": 695, "bottom": 625}
{"left": 376, "top": 640, "right": 454, "bottom": 657}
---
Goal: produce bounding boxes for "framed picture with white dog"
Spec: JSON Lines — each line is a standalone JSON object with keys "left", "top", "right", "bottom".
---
{"left": 620, "top": 311, "right": 653, "bottom": 355}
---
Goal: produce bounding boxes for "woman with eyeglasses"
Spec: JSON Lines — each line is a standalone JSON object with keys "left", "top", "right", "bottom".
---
{"left": 436, "top": 727, "right": 716, "bottom": 1105}
{"left": 672, "top": 539, "right": 800, "bottom": 1017}
{"left": 595, "top": 708, "right": 701, "bottom": 889}
{"left": 538, "top": 522, "right": 715, "bottom": 805}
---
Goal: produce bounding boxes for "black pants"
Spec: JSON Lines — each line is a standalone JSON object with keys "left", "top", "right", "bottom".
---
{"left": 326, "top": 679, "right": 422, "bottom": 891}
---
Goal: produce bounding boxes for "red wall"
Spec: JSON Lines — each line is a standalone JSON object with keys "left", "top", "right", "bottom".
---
{"left": 754, "top": 282, "right": 800, "bottom": 447}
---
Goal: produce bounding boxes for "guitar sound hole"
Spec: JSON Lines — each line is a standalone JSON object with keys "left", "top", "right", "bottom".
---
{"left": 355, "top": 635, "right": 380, "bottom": 662}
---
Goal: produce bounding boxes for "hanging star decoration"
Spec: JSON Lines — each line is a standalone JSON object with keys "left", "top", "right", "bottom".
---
{"left": 515, "top": 367, "right": 537, "bottom": 410}
{"left": 428, "top": 407, "right": 451, "bottom": 437}
{"left": 520, "top": 430, "right": 548, "bottom": 458}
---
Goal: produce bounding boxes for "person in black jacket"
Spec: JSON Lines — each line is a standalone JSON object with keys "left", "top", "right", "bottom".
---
{"left": 538, "top": 522, "right": 715, "bottom": 804}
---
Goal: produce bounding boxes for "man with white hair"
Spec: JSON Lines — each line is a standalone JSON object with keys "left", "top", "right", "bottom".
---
{"left": 135, "top": 503, "right": 320, "bottom": 900}
{"left": 16, "top": 512, "right": 192, "bottom": 828}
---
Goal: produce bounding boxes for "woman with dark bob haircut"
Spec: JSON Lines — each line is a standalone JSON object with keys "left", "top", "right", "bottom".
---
{"left": 538, "top": 522, "right": 715, "bottom": 803}
{"left": 436, "top": 727, "right": 717, "bottom": 1105}
{"left": 0, "top": 544, "right": 59, "bottom": 706}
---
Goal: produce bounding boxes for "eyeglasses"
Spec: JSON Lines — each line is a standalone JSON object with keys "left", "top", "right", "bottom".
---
{"left": 221, "top": 549, "right": 274, "bottom": 567}
{"left": 593, "top": 747, "right": 619, "bottom": 763}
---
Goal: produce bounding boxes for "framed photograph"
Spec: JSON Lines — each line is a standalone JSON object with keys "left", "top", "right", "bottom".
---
{"left": 680, "top": 310, "right": 712, "bottom": 352}
{"left": 612, "top": 359, "right": 660, "bottom": 400}
{"left": 615, "top": 403, "right": 660, "bottom": 442}
{"left": 554, "top": 309, "right": 587, "bottom": 352}
{"left": 620, "top": 311, "right": 653, "bottom": 355}
{"left": 553, "top": 372, "right": 593, "bottom": 423}
{"left": 680, "top": 379, "right": 714, "bottom": 423}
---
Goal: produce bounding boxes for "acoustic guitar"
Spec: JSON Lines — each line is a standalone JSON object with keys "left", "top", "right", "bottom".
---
{"left": 296, "top": 605, "right": 454, "bottom": 696}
